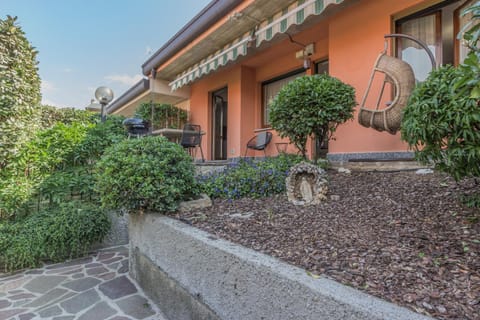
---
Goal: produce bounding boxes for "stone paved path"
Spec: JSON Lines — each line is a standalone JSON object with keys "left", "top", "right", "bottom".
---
{"left": 0, "top": 246, "right": 166, "bottom": 320}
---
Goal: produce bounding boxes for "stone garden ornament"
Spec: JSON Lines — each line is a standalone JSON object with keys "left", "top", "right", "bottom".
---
{"left": 286, "top": 162, "right": 328, "bottom": 206}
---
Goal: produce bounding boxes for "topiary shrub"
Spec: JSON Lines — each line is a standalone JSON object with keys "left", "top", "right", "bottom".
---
{"left": 269, "top": 74, "right": 356, "bottom": 161}
{"left": 198, "top": 153, "right": 309, "bottom": 199}
{"left": 0, "top": 201, "right": 110, "bottom": 272}
{"left": 401, "top": 65, "right": 480, "bottom": 181}
{"left": 95, "top": 136, "right": 199, "bottom": 213}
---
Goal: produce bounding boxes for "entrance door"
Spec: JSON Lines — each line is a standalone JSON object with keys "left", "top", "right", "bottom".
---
{"left": 212, "top": 88, "right": 228, "bottom": 160}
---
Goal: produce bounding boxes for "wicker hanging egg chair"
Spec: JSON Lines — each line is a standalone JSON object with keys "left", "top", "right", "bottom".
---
{"left": 358, "top": 34, "right": 435, "bottom": 134}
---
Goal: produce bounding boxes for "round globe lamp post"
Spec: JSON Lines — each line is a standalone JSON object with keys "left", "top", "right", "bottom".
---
{"left": 94, "top": 86, "right": 114, "bottom": 122}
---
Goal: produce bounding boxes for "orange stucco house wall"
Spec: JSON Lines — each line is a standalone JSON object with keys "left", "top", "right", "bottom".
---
{"left": 111, "top": 0, "right": 467, "bottom": 162}
{"left": 328, "top": 0, "right": 427, "bottom": 156}
{"left": 180, "top": 0, "right": 441, "bottom": 161}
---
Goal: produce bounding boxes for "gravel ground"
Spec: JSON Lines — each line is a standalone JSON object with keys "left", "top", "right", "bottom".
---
{"left": 177, "top": 170, "right": 480, "bottom": 320}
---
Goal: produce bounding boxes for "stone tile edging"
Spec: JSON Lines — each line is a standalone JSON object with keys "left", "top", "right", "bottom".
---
{"left": 129, "top": 214, "right": 434, "bottom": 320}
{"left": 0, "top": 245, "right": 163, "bottom": 320}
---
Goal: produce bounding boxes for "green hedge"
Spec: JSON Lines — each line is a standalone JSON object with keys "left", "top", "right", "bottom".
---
{"left": 0, "top": 201, "right": 110, "bottom": 272}
{"left": 0, "top": 116, "right": 126, "bottom": 220}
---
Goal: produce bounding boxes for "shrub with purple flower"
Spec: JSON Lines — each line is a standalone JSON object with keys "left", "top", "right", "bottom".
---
{"left": 198, "top": 154, "right": 322, "bottom": 199}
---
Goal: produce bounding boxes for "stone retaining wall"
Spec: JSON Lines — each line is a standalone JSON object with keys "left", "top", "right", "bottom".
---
{"left": 93, "top": 211, "right": 129, "bottom": 250}
{"left": 129, "top": 214, "right": 433, "bottom": 320}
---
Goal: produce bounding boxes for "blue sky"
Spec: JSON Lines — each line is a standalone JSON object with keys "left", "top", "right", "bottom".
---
{"left": 1, "top": 0, "right": 211, "bottom": 109}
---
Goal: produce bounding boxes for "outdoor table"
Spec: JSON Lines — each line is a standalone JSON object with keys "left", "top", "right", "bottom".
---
{"left": 151, "top": 128, "right": 205, "bottom": 143}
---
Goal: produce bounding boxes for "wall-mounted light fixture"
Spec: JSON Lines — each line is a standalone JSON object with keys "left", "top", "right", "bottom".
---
{"left": 286, "top": 33, "right": 315, "bottom": 70}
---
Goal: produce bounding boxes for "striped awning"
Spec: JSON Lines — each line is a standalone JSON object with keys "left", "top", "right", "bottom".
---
{"left": 170, "top": 37, "right": 250, "bottom": 91}
{"left": 169, "top": 0, "right": 344, "bottom": 91}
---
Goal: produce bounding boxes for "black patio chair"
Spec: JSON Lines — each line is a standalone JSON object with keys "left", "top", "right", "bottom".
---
{"left": 180, "top": 124, "right": 205, "bottom": 162}
{"left": 244, "top": 131, "right": 273, "bottom": 158}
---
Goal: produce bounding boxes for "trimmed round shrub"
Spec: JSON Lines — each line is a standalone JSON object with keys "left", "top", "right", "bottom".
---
{"left": 269, "top": 74, "right": 356, "bottom": 160}
{"left": 95, "top": 136, "right": 199, "bottom": 213}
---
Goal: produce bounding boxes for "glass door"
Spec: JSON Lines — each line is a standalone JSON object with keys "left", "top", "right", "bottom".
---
{"left": 212, "top": 87, "right": 228, "bottom": 160}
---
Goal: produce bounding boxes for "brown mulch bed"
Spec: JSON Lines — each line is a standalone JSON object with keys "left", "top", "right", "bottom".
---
{"left": 177, "top": 170, "right": 480, "bottom": 320}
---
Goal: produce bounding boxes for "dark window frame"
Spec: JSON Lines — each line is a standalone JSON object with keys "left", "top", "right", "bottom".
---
{"left": 315, "top": 59, "right": 329, "bottom": 75}
{"left": 261, "top": 68, "right": 305, "bottom": 127}
{"left": 395, "top": 0, "right": 471, "bottom": 69}
{"left": 395, "top": 9, "right": 443, "bottom": 74}
{"left": 454, "top": 0, "right": 475, "bottom": 64}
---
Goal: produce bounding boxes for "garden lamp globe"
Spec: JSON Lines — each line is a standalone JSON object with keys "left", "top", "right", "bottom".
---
{"left": 95, "top": 86, "right": 114, "bottom": 122}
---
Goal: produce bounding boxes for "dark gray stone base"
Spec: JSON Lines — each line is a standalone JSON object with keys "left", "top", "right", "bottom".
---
{"left": 327, "top": 151, "right": 415, "bottom": 163}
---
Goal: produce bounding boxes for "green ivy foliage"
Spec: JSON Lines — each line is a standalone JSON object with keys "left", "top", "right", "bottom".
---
{"left": 0, "top": 16, "right": 122, "bottom": 270}
{"left": 0, "top": 201, "right": 110, "bottom": 272}
{"left": 135, "top": 102, "right": 188, "bottom": 129}
{"left": 0, "top": 16, "right": 41, "bottom": 168}
{"left": 0, "top": 175, "right": 39, "bottom": 219}
{"left": 198, "top": 154, "right": 313, "bottom": 199}
{"left": 401, "top": 65, "right": 480, "bottom": 180}
{"left": 0, "top": 114, "right": 124, "bottom": 270}
{"left": 95, "top": 136, "right": 199, "bottom": 213}
{"left": 36, "top": 167, "right": 97, "bottom": 209}
{"left": 269, "top": 74, "right": 356, "bottom": 160}
{"left": 72, "top": 115, "right": 126, "bottom": 165}
{"left": 11, "top": 122, "right": 93, "bottom": 177}
{"left": 0, "top": 116, "right": 126, "bottom": 220}
{"left": 0, "top": 122, "right": 91, "bottom": 219}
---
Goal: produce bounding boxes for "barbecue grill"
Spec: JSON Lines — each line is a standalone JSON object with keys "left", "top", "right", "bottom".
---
{"left": 122, "top": 118, "right": 150, "bottom": 137}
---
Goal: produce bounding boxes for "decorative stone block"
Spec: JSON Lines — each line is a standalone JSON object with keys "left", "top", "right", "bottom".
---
{"left": 178, "top": 193, "right": 212, "bottom": 213}
{"left": 286, "top": 162, "right": 328, "bottom": 206}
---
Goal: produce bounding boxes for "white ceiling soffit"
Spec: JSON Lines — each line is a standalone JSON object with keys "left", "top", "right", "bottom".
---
{"left": 170, "top": 0, "right": 344, "bottom": 91}
{"left": 111, "top": 79, "right": 190, "bottom": 116}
